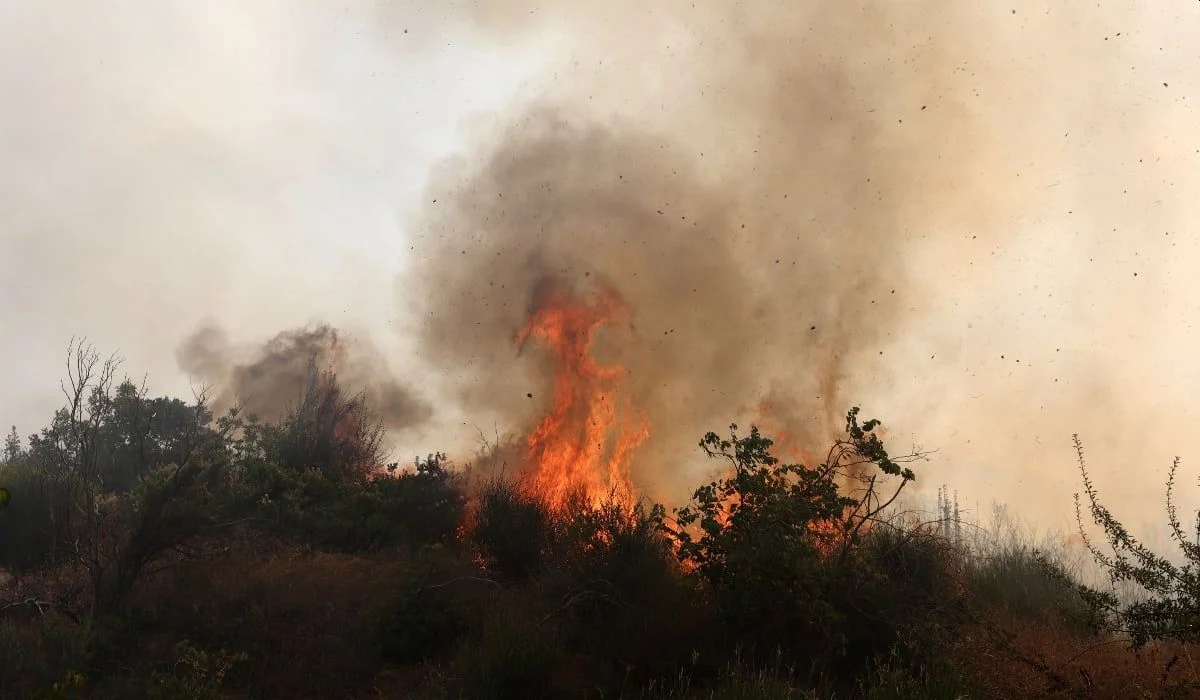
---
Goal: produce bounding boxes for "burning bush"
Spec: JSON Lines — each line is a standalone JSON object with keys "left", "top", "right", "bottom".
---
{"left": 660, "top": 408, "right": 950, "bottom": 674}
{"left": 2, "top": 342, "right": 1005, "bottom": 698}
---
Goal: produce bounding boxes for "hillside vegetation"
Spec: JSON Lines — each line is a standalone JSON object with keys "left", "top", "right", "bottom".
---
{"left": 1, "top": 343, "right": 1197, "bottom": 699}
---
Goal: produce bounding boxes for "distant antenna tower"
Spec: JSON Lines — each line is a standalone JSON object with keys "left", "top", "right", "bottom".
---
{"left": 953, "top": 489, "right": 961, "bottom": 549}
{"left": 936, "top": 485, "right": 962, "bottom": 548}
{"left": 937, "top": 485, "right": 948, "bottom": 539}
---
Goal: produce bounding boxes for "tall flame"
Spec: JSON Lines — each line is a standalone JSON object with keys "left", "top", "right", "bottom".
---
{"left": 515, "top": 277, "right": 649, "bottom": 509}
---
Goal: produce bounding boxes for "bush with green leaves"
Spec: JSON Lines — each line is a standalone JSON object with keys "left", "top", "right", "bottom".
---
{"left": 351, "top": 454, "right": 467, "bottom": 549}
{"left": 375, "top": 584, "right": 466, "bottom": 665}
{"left": 850, "top": 524, "right": 962, "bottom": 666}
{"left": 856, "top": 648, "right": 975, "bottom": 700}
{"left": 144, "top": 639, "right": 247, "bottom": 700}
{"left": 220, "top": 362, "right": 467, "bottom": 553}
{"left": 452, "top": 610, "right": 568, "bottom": 700}
{"left": 660, "top": 408, "right": 927, "bottom": 670}
{"left": 545, "top": 492, "right": 713, "bottom": 690}
{"left": 0, "top": 616, "right": 88, "bottom": 700}
{"left": 959, "top": 507, "right": 1094, "bottom": 632}
{"left": 0, "top": 457, "right": 57, "bottom": 571}
{"left": 1071, "top": 435, "right": 1200, "bottom": 648}
{"left": 469, "top": 478, "right": 553, "bottom": 580}
{"left": 219, "top": 365, "right": 386, "bottom": 527}
{"left": 0, "top": 342, "right": 238, "bottom": 627}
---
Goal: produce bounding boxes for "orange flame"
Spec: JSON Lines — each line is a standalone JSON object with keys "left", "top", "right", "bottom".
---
{"left": 515, "top": 277, "right": 649, "bottom": 510}
{"left": 750, "top": 397, "right": 829, "bottom": 466}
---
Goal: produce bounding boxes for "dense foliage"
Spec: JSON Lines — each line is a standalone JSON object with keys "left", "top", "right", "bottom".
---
{"left": 2, "top": 344, "right": 1194, "bottom": 697}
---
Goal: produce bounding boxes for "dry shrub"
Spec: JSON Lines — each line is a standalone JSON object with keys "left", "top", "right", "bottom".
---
{"left": 0, "top": 615, "right": 87, "bottom": 698}
{"left": 124, "top": 535, "right": 464, "bottom": 699}
{"left": 953, "top": 612, "right": 1200, "bottom": 698}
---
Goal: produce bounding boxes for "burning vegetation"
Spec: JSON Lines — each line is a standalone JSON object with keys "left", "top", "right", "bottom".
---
{"left": 4, "top": 0, "right": 1199, "bottom": 695}
{"left": 515, "top": 276, "right": 648, "bottom": 509}
{"left": 3, "top": 340, "right": 1200, "bottom": 698}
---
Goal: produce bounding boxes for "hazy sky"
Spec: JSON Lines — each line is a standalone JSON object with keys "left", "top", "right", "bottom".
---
{"left": 5, "top": 1, "right": 1200, "bottom": 537}
{"left": 0, "top": 0, "right": 544, "bottom": 424}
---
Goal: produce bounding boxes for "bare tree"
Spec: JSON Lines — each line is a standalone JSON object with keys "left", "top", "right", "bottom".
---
{"left": 38, "top": 339, "right": 234, "bottom": 626}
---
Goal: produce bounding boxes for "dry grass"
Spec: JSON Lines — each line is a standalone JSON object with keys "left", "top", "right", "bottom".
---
{"left": 123, "top": 536, "right": 470, "bottom": 699}
{"left": 10, "top": 513, "right": 1200, "bottom": 698}
{"left": 953, "top": 611, "right": 1200, "bottom": 699}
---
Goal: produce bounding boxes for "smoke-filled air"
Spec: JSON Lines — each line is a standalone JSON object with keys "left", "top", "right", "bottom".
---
{"left": 404, "top": 0, "right": 1200, "bottom": 521}
{"left": 177, "top": 323, "right": 430, "bottom": 431}
{"left": 7, "top": 0, "right": 1200, "bottom": 696}
{"left": 0, "top": 0, "right": 1197, "bottom": 523}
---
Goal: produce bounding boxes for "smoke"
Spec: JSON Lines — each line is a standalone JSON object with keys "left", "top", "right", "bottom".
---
{"left": 0, "top": 2, "right": 532, "bottom": 435}
{"left": 177, "top": 323, "right": 430, "bottom": 432}
{"left": 405, "top": 0, "right": 1044, "bottom": 497}
{"left": 5, "top": 0, "right": 1200, "bottom": 531}
{"left": 402, "top": 0, "right": 1200, "bottom": 524}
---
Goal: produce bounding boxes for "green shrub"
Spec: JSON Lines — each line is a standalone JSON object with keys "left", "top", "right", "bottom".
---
{"left": 642, "top": 652, "right": 815, "bottom": 700}
{"left": 454, "top": 611, "right": 567, "bottom": 700}
{"left": 0, "top": 616, "right": 88, "bottom": 699}
{"left": 857, "top": 649, "right": 974, "bottom": 700}
{"left": 847, "top": 525, "right": 962, "bottom": 668}
{"left": 0, "top": 460, "right": 57, "bottom": 570}
{"left": 662, "top": 409, "right": 922, "bottom": 671}
{"left": 145, "top": 639, "right": 248, "bottom": 700}
{"left": 230, "top": 450, "right": 467, "bottom": 554}
{"left": 705, "top": 669, "right": 808, "bottom": 700}
{"left": 343, "top": 454, "right": 467, "bottom": 550}
{"left": 376, "top": 584, "right": 466, "bottom": 665}
{"left": 1069, "top": 436, "right": 1200, "bottom": 646}
{"left": 548, "top": 493, "right": 712, "bottom": 691}
{"left": 469, "top": 479, "right": 552, "bottom": 580}
{"left": 963, "top": 541, "right": 1093, "bottom": 631}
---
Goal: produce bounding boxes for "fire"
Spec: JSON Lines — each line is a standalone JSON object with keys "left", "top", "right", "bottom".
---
{"left": 751, "top": 397, "right": 830, "bottom": 466}
{"left": 515, "top": 277, "right": 649, "bottom": 510}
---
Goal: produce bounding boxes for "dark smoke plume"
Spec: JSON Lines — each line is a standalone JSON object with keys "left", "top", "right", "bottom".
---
{"left": 405, "top": 1, "right": 1023, "bottom": 498}
{"left": 177, "top": 323, "right": 430, "bottom": 431}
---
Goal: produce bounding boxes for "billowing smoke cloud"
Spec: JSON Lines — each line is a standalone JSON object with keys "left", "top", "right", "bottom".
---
{"left": 177, "top": 323, "right": 430, "bottom": 431}
{"left": 400, "top": 0, "right": 1200, "bottom": 530}
{"left": 0, "top": 2, "right": 533, "bottom": 438}
{"left": 6, "top": 0, "right": 1200, "bottom": 533}
{"left": 405, "top": 0, "right": 1061, "bottom": 498}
